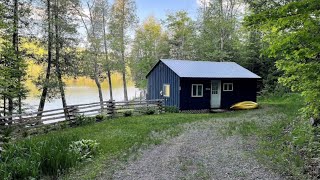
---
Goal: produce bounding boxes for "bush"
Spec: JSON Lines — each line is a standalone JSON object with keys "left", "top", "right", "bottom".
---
{"left": 145, "top": 108, "right": 156, "bottom": 115}
{"left": 95, "top": 114, "right": 105, "bottom": 122}
{"left": 73, "top": 115, "right": 95, "bottom": 126}
{"left": 0, "top": 135, "right": 81, "bottom": 179}
{"left": 69, "top": 139, "right": 100, "bottom": 161}
{"left": 135, "top": 107, "right": 157, "bottom": 115}
{"left": 164, "top": 106, "right": 179, "bottom": 113}
{"left": 123, "top": 110, "right": 133, "bottom": 117}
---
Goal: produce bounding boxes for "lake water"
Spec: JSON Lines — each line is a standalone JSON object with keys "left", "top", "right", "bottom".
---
{"left": 24, "top": 86, "right": 140, "bottom": 112}
{"left": 23, "top": 62, "right": 140, "bottom": 112}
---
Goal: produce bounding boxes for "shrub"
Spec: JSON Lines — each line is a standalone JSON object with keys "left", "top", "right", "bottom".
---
{"left": 73, "top": 115, "right": 95, "bottom": 126}
{"left": 145, "top": 108, "right": 155, "bottom": 115}
{"left": 69, "top": 139, "right": 100, "bottom": 161}
{"left": 123, "top": 110, "right": 133, "bottom": 117}
{"left": 164, "top": 106, "right": 179, "bottom": 113}
{"left": 95, "top": 114, "right": 105, "bottom": 122}
{"left": 135, "top": 107, "right": 157, "bottom": 115}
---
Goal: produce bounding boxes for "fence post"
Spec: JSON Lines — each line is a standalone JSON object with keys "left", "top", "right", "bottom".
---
{"left": 107, "top": 100, "right": 115, "bottom": 118}
{"left": 67, "top": 106, "right": 79, "bottom": 121}
{"left": 158, "top": 99, "right": 164, "bottom": 114}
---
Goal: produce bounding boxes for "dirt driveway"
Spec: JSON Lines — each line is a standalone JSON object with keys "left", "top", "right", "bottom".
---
{"left": 111, "top": 114, "right": 282, "bottom": 180}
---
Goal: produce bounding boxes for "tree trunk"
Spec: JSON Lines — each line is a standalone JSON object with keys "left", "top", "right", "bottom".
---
{"left": 3, "top": 97, "right": 6, "bottom": 116}
{"left": 54, "top": 0, "right": 68, "bottom": 118}
{"left": 37, "top": 0, "right": 52, "bottom": 118}
{"left": 13, "top": 0, "right": 22, "bottom": 115}
{"left": 8, "top": 98, "right": 13, "bottom": 123}
{"left": 102, "top": 5, "right": 113, "bottom": 101}
{"left": 122, "top": 69, "right": 128, "bottom": 102}
{"left": 94, "top": 59, "right": 104, "bottom": 111}
{"left": 106, "top": 70, "right": 113, "bottom": 100}
{"left": 121, "top": 2, "right": 128, "bottom": 102}
{"left": 219, "top": 0, "right": 224, "bottom": 62}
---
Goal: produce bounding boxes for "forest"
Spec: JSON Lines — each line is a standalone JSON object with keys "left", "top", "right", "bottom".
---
{"left": 1, "top": 0, "right": 320, "bottom": 179}
{"left": 0, "top": 0, "right": 318, "bottom": 120}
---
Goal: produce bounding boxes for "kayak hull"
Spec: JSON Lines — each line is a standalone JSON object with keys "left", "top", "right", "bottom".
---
{"left": 230, "top": 101, "right": 258, "bottom": 110}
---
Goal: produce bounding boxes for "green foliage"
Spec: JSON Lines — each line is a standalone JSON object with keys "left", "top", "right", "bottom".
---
{"left": 130, "top": 16, "right": 170, "bottom": 89}
{"left": 95, "top": 114, "right": 105, "bottom": 122}
{"left": 195, "top": 0, "right": 241, "bottom": 61}
{"left": 136, "top": 107, "right": 157, "bottom": 115}
{"left": 69, "top": 139, "right": 100, "bottom": 161}
{"left": 73, "top": 115, "right": 96, "bottom": 126}
{"left": 224, "top": 94, "right": 320, "bottom": 178}
{"left": 245, "top": 0, "right": 320, "bottom": 118}
{"left": 164, "top": 11, "right": 196, "bottom": 60}
{"left": 144, "top": 108, "right": 155, "bottom": 115}
{"left": 123, "top": 110, "right": 133, "bottom": 117}
{"left": 109, "top": 0, "right": 137, "bottom": 72}
{"left": 164, "top": 106, "right": 179, "bottom": 113}
{"left": 0, "top": 135, "right": 81, "bottom": 179}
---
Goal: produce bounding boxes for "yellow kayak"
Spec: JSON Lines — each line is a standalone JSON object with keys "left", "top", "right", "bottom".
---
{"left": 230, "top": 101, "right": 258, "bottom": 110}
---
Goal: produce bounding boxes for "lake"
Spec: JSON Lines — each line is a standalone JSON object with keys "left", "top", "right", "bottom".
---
{"left": 23, "top": 62, "right": 141, "bottom": 112}
{"left": 24, "top": 85, "right": 139, "bottom": 112}
{"left": 23, "top": 74, "right": 140, "bottom": 112}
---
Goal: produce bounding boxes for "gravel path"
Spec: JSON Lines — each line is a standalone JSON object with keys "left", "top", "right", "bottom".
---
{"left": 112, "top": 116, "right": 282, "bottom": 180}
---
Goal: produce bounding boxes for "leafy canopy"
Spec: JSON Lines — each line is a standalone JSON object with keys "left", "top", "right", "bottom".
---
{"left": 245, "top": 0, "right": 320, "bottom": 118}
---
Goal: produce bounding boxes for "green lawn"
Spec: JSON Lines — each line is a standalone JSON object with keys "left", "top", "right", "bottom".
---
{"left": 1, "top": 94, "right": 314, "bottom": 179}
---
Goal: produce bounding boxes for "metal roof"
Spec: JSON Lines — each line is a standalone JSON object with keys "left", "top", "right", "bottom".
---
{"left": 159, "top": 59, "right": 261, "bottom": 79}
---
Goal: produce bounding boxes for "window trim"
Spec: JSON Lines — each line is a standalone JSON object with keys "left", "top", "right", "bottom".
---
{"left": 163, "top": 84, "right": 170, "bottom": 97}
{"left": 223, "top": 83, "right": 233, "bottom": 92}
{"left": 191, "top": 84, "right": 203, "bottom": 97}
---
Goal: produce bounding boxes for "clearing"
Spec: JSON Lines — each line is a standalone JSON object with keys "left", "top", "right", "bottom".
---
{"left": 110, "top": 109, "right": 283, "bottom": 180}
{"left": 2, "top": 95, "right": 304, "bottom": 179}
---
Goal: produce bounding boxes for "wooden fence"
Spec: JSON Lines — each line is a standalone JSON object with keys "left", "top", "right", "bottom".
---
{"left": 0, "top": 99, "right": 164, "bottom": 140}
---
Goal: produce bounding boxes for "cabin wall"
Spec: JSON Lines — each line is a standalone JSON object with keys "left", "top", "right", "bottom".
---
{"left": 221, "top": 79, "right": 257, "bottom": 108}
{"left": 180, "top": 78, "right": 258, "bottom": 110}
{"left": 147, "top": 62, "right": 180, "bottom": 108}
{"left": 180, "top": 78, "right": 211, "bottom": 110}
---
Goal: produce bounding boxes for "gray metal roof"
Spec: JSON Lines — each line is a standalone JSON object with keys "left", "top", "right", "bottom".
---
{"left": 160, "top": 59, "right": 261, "bottom": 79}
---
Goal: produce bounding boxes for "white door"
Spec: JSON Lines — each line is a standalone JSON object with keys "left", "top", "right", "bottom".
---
{"left": 211, "top": 80, "right": 221, "bottom": 108}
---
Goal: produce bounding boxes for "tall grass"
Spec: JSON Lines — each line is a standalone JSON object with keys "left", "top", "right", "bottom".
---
{"left": 0, "top": 135, "right": 80, "bottom": 179}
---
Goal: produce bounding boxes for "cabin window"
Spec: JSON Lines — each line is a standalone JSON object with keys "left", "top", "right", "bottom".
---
{"left": 163, "top": 84, "right": 170, "bottom": 97}
{"left": 191, "top": 84, "right": 203, "bottom": 97}
{"left": 223, "top": 83, "right": 233, "bottom": 91}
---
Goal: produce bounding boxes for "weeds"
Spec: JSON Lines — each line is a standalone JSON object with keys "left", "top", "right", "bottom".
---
{"left": 0, "top": 135, "right": 100, "bottom": 179}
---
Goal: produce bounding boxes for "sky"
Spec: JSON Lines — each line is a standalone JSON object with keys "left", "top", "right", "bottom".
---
{"left": 135, "top": 0, "right": 200, "bottom": 21}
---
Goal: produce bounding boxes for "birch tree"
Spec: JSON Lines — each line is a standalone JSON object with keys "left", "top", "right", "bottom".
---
{"left": 109, "top": 0, "right": 137, "bottom": 101}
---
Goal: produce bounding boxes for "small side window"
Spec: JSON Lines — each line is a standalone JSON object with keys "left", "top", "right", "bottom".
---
{"left": 191, "top": 84, "right": 203, "bottom": 97}
{"left": 223, "top": 83, "right": 233, "bottom": 91}
{"left": 163, "top": 84, "right": 170, "bottom": 97}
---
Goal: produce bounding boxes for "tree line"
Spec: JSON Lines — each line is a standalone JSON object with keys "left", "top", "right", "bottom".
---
{"left": 0, "top": 0, "right": 319, "bottom": 120}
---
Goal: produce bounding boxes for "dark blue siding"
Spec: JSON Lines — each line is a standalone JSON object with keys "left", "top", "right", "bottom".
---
{"left": 179, "top": 78, "right": 258, "bottom": 110}
{"left": 220, "top": 79, "right": 257, "bottom": 108}
{"left": 180, "top": 78, "right": 211, "bottom": 110}
{"left": 147, "top": 62, "right": 180, "bottom": 108}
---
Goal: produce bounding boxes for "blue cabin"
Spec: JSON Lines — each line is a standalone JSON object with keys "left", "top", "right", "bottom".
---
{"left": 146, "top": 59, "right": 261, "bottom": 110}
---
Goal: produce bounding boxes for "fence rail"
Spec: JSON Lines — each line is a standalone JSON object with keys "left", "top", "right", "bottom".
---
{"left": 0, "top": 99, "right": 164, "bottom": 139}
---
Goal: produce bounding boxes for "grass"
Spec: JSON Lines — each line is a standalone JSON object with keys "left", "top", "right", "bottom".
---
{"left": 0, "top": 135, "right": 81, "bottom": 179}
{"left": 2, "top": 93, "right": 314, "bottom": 179}
{"left": 222, "top": 93, "right": 317, "bottom": 179}
{"left": 0, "top": 111, "right": 245, "bottom": 179}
